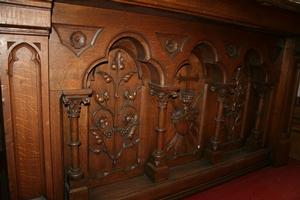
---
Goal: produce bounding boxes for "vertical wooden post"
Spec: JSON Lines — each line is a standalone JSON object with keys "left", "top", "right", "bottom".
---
{"left": 205, "top": 84, "right": 226, "bottom": 163}
{"left": 145, "top": 83, "right": 177, "bottom": 182}
{"left": 269, "top": 39, "right": 298, "bottom": 166}
{"left": 252, "top": 97, "right": 264, "bottom": 140}
{"left": 246, "top": 84, "right": 270, "bottom": 151}
{"left": 62, "top": 89, "right": 92, "bottom": 180}
{"left": 0, "top": 1, "right": 53, "bottom": 199}
{"left": 212, "top": 91, "right": 225, "bottom": 151}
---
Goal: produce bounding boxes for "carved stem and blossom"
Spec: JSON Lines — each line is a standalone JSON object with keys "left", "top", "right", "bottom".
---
{"left": 62, "top": 90, "right": 92, "bottom": 180}
{"left": 209, "top": 66, "right": 248, "bottom": 151}
{"left": 88, "top": 50, "right": 142, "bottom": 176}
{"left": 226, "top": 66, "right": 248, "bottom": 141}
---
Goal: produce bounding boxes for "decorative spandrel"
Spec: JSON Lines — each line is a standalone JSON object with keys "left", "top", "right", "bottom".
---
{"left": 87, "top": 49, "right": 142, "bottom": 177}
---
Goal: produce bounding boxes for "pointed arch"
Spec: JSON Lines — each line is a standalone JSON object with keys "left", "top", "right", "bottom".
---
{"left": 190, "top": 42, "right": 226, "bottom": 84}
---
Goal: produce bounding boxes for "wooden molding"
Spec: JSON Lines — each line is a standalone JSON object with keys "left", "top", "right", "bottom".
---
{"left": 0, "top": 0, "right": 53, "bottom": 34}
{"left": 112, "top": 0, "right": 300, "bottom": 34}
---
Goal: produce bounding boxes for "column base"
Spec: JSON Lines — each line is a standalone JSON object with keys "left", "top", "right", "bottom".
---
{"left": 204, "top": 149, "right": 224, "bottom": 164}
{"left": 245, "top": 135, "right": 262, "bottom": 152}
{"left": 68, "top": 167, "right": 83, "bottom": 180}
{"left": 272, "top": 138, "right": 290, "bottom": 166}
{"left": 145, "top": 162, "right": 169, "bottom": 182}
{"left": 68, "top": 186, "right": 88, "bottom": 200}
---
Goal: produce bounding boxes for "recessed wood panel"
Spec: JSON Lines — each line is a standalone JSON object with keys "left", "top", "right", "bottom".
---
{"left": 8, "top": 43, "right": 44, "bottom": 199}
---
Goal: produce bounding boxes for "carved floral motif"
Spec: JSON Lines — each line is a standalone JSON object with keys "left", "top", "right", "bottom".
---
{"left": 88, "top": 50, "right": 142, "bottom": 176}
{"left": 209, "top": 65, "right": 248, "bottom": 150}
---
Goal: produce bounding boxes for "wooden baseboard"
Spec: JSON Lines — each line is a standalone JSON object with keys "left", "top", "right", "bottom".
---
{"left": 89, "top": 148, "right": 270, "bottom": 200}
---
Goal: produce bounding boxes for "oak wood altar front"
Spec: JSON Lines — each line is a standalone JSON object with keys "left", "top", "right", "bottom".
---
{"left": 0, "top": 0, "right": 299, "bottom": 199}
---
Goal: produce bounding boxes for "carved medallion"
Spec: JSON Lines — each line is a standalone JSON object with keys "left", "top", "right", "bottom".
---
{"left": 156, "top": 32, "right": 188, "bottom": 57}
{"left": 70, "top": 31, "right": 87, "bottom": 49}
{"left": 225, "top": 43, "right": 239, "bottom": 58}
{"left": 53, "top": 24, "right": 103, "bottom": 57}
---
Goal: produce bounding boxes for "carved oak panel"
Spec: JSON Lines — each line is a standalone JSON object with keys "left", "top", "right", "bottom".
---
{"left": 86, "top": 48, "right": 143, "bottom": 178}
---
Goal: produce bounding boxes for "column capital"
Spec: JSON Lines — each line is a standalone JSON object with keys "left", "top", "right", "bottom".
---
{"left": 62, "top": 89, "right": 92, "bottom": 118}
{"left": 149, "top": 82, "right": 178, "bottom": 101}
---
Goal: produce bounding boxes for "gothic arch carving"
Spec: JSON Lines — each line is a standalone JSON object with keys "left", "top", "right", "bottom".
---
{"left": 191, "top": 42, "right": 227, "bottom": 84}
{"left": 7, "top": 42, "right": 44, "bottom": 197}
{"left": 81, "top": 35, "right": 165, "bottom": 179}
{"left": 104, "top": 33, "right": 165, "bottom": 85}
{"left": 165, "top": 42, "right": 228, "bottom": 164}
{"left": 243, "top": 49, "right": 271, "bottom": 149}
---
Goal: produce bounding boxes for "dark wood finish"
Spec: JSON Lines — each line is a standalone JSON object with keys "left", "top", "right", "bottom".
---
{"left": 0, "top": 1, "right": 53, "bottom": 199}
{"left": 289, "top": 58, "right": 300, "bottom": 160}
{"left": 0, "top": 0, "right": 300, "bottom": 199}
{"left": 111, "top": 0, "right": 300, "bottom": 34}
{"left": 258, "top": 0, "right": 300, "bottom": 12}
{"left": 0, "top": 88, "right": 9, "bottom": 200}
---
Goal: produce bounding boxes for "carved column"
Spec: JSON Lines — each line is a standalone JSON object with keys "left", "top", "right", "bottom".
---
{"left": 246, "top": 84, "right": 270, "bottom": 151}
{"left": 0, "top": 1, "right": 54, "bottom": 199}
{"left": 269, "top": 39, "right": 298, "bottom": 166}
{"left": 205, "top": 84, "right": 226, "bottom": 163}
{"left": 145, "top": 83, "right": 177, "bottom": 182}
{"left": 62, "top": 89, "right": 92, "bottom": 180}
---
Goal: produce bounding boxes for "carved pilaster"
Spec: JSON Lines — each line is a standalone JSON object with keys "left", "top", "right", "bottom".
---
{"left": 205, "top": 83, "right": 227, "bottom": 163}
{"left": 62, "top": 89, "right": 92, "bottom": 180}
{"left": 246, "top": 83, "right": 271, "bottom": 151}
{"left": 145, "top": 83, "right": 177, "bottom": 182}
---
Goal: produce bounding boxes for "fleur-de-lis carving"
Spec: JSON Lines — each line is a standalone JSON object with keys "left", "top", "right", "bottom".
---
{"left": 111, "top": 50, "right": 125, "bottom": 70}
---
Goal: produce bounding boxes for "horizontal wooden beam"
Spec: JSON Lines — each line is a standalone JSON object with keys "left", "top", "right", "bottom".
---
{"left": 113, "top": 0, "right": 300, "bottom": 35}
{"left": 0, "top": 0, "right": 53, "bottom": 32}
